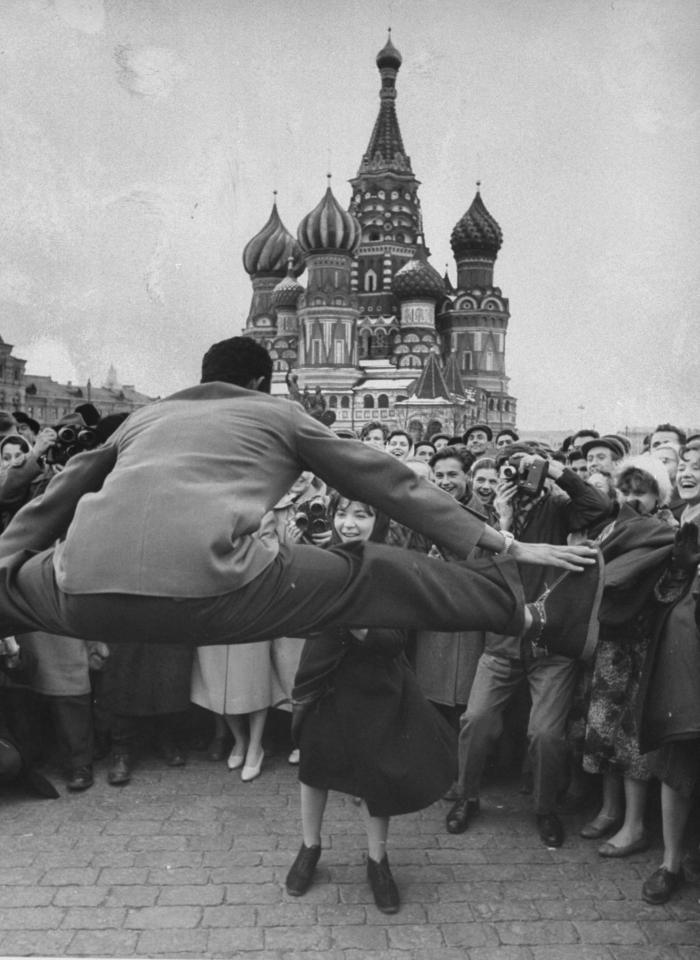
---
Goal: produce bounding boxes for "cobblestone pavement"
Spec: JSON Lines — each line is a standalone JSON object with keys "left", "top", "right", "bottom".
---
{"left": 1, "top": 744, "right": 699, "bottom": 960}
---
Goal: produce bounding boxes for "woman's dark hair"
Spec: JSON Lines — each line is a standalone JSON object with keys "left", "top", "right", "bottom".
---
{"left": 328, "top": 492, "right": 389, "bottom": 543}
{"left": 201, "top": 337, "right": 272, "bottom": 392}
{"left": 360, "top": 421, "right": 388, "bottom": 441}
{"left": 0, "top": 435, "right": 31, "bottom": 455}
{"left": 429, "top": 446, "right": 475, "bottom": 473}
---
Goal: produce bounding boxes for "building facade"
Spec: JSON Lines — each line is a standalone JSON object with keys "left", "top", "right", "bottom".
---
{"left": 242, "top": 33, "right": 517, "bottom": 440}
{"left": 0, "top": 337, "right": 154, "bottom": 425}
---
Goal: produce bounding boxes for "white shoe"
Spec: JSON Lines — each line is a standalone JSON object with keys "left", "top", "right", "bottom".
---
{"left": 288, "top": 749, "right": 300, "bottom": 765}
{"left": 241, "top": 749, "right": 264, "bottom": 782}
{"left": 227, "top": 743, "right": 247, "bottom": 771}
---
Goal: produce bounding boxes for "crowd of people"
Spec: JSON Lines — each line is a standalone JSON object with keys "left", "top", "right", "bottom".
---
{"left": 0, "top": 339, "right": 698, "bottom": 916}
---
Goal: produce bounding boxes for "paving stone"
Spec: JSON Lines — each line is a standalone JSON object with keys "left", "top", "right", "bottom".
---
{"left": 53, "top": 885, "right": 108, "bottom": 907}
{"left": 104, "top": 885, "right": 160, "bottom": 907}
{"left": 0, "top": 906, "right": 66, "bottom": 929}
{"left": 124, "top": 905, "right": 203, "bottom": 928}
{"left": 67, "top": 929, "right": 139, "bottom": 956}
{"left": 60, "top": 906, "right": 128, "bottom": 928}
{"left": 226, "top": 882, "right": 284, "bottom": 904}
{"left": 206, "top": 925, "right": 265, "bottom": 954}
{"left": 330, "top": 924, "right": 389, "bottom": 950}
{"left": 264, "top": 924, "right": 332, "bottom": 951}
{"left": 40, "top": 867, "right": 101, "bottom": 886}
{"left": 639, "top": 919, "right": 700, "bottom": 944}
{"left": 496, "top": 920, "right": 578, "bottom": 945}
{"left": 157, "top": 882, "right": 226, "bottom": 905}
{"left": 574, "top": 920, "right": 648, "bottom": 944}
{"left": 0, "top": 885, "right": 55, "bottom": 907}
{"left": 136, "top": 928, "right": 209, "bottom": 955}
{"left": 98, "top": 866, "right": 150, "bottom": 885}
{"left": 0, "top": 929, "right": 75, "bottom": 956}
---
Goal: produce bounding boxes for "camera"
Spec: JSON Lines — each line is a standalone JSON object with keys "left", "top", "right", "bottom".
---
{"left": 502, "top": 456, "right": 549, "bottom": 497}
{"left": 45, "top": 425, "right": 100, "bottom": 466}
{"left": 294, "top": 496, "right": 331, "bottom": 541}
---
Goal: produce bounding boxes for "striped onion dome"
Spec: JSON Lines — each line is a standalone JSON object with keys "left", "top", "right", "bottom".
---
{"left": 450, "top": 188, "right": 503, "bottom": 260}
{"left": 376, "top": 31, "right": 402, "bottom": 70}
{"left": 392, "top": 257, "right": 445, "bottom": 301}
{"left": 271, "top": 261, "right": 304, "bottom": 309}
{"left": 242, "top": 201, "right": 304, "bottom": 278}
{"left": 297, "top": 182, "right": 361, "bottom": 255}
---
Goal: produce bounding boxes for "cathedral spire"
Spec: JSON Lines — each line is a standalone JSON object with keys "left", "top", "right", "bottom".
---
{"left": 358, "top": 32, "right": 411, "bottom": 175}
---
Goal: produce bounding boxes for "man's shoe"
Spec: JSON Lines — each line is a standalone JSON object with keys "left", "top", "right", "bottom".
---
{"left": 107, "top": 753, "right": 132, "bottom": 786}
{"left": 367, "top": 854, "right": 400, "bottom": 914}
{"left": 527, "top": 548, "right": 604, "bottom": 661}
{"left": 536, "top": 812, "right": 564, "bottom": 848}
{"left": 642, "top": 866, "right": 684, "bottom": 904}
{"left": 206, "top": 736, "right": 228, "bottom": 761}
{"left": 446, "top": 798, "right": 480, "bottom": 834}
{"left": 66, "top": 765, "right": 93, "bottom": 792}
{"left": 285, "top": 843, "right": 321, "bottom": 896}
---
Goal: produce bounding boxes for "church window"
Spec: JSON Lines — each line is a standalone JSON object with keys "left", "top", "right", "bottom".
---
{"left": 364, "top": 269, "right": 377, "bottom": 292}
{"left": 462, "top": 351, "right": 472, "bottom": 372}
{"left": 340, "top": 396, "right": 350, "bottom": 409}
{"left": 312, "top": 339, "right": 323, "bottom": 363}
{"left": 363, "top": 394, "right": 374, "bottom": 408}
{"left": 396, "top": 232, "right": 404, "bottom": 242}
{"left": 485, "top": 349, "right": 495, "bottom": 372}
{"left": 489, "top": 399, "right": 495, "bottom": 411}
{"left": 391, "top": 191, "right": 399, "bottom": 199}
{"left": 334, "top": 341, "right": 344, "bottom": 364}
{"left": 377, "top": 394, "right": 389, "bottom": 408}
{"left": 329, "top": 395, "right": 338, "bottom": 408}
{"left": 504, "top": 400, "right": 510, "bottom": 412}
{"left": 369, "top": 230, "right": 380, "bottom": 241}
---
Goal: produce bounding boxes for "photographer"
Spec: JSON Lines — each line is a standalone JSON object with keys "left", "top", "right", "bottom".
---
{"left": 13, "top": 409, "right": 102, "bottom": 792}
{"left": 446, "top": 441, "right": 613, "bottom": 848}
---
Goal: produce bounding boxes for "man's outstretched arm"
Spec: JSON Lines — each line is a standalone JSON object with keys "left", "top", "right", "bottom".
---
{"left": 0, "top": 444, "right": 118, "bottom": 559}
{"left": 293, "top": 409, "right": 596, "bottom": 570}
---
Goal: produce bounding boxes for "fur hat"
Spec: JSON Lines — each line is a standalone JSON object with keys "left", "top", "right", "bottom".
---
{"left": 615, "top": 453, "right": 673, "bottom": 506}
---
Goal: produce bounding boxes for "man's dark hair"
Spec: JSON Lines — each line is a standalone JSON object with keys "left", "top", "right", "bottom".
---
{"left": 494, "top": 440, "right": 540, "bottom": 471}
{"left": 386, "top": 429, "right": 411, "bottom": 445}
{"left": 653, "top": 423, "right": 687, "bottom": 445}
{"left": 567, "top": 449, "right": 586, "bottom": 464}
{"left": 360, "top": 421, "right": 388, "bottom": 441}
{"left": 414, "top": 440, "right": 436, "bottom": 453}
{"left": 572, "top": 428, "right": 600, "bottom": 444}
{"left": 201, "top": 337, "right": 272, "bottom": 392}
{"left": 429, "top": 446, "right": 475, "bottom": 473}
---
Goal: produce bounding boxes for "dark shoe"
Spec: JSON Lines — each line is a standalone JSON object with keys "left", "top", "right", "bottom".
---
{"left": 580, "top": 814, "right": 623, "bottom": 839}
{"left": 642, "top": 866, "right": 684, "bottom": 904}
{"left": 66, "top": 765, "right": 93, "bottom": 792}
{"left": 107, "top": 753, "right": 132, "bottom": 786}
{"left": 536, "top": 812, "right": 564, "bottom": 848}
{"left": 527, "top": 547, "right": 604, "bottom": 661}
{"left": 367, "top": 854, "right": 400, "bottom": 914}
{"left": 285, "top": 844, "right": 321, "bottom": 897}
{"left": 159, "top": 740, "right": 186, "bottom": 767}
{"left": 598, "top": 833, "right": 650, "bottom": 858}
{"left": 206, "top": 736, "right": 228, "bottom": 762}
{"left": 446, "top": 798, "right": 480, "bottom": 834}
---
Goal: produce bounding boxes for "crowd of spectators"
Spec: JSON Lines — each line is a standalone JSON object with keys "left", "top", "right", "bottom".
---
{"left": 0, "top": 404, "right": 699, "bottom": 913}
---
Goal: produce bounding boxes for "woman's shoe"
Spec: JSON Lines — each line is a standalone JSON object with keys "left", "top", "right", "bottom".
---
{"left": 240, "top": 749, "right": 264, "bottom": 782}
{"left": 226, "top": 743, "right": 247, "bottom": 771}
{"left": 580, "top": 813, "right": 622, "bottom": 839}
{"left": 598, "top": 833, "right": 650, "bottom": 858}
{"left": 367, "top": 854, "right": 400, "bottom": 914}
{"left": 287, "top": 748, "right": 300, "bottom": 764}
{"left": 285, "top": 843, "right": 321, "bottom": 896}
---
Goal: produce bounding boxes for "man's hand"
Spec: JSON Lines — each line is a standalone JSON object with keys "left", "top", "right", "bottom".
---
{"left": 509, "top": 540, "right": 598, "bottom": 571}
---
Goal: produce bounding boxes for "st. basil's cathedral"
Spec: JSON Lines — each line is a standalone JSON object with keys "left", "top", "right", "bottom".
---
{"left": 241, "top": 33, "right": 517, "bottom": 440}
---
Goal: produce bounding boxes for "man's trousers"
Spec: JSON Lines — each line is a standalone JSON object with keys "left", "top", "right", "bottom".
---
{"left": 456, "top": 650, "right": 578, "bottom": 814}
{"left": 2, "top": 542, "right": 526, "bottom": 647}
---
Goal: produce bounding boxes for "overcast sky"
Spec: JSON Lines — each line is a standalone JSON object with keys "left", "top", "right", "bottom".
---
{"left": 1, "top": 0, "right": 698, "bottom": 431}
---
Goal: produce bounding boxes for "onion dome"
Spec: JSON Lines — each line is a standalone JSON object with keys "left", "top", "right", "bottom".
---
{"left": 392, "top": 257, "right": 445, "bottom": 301}
{"left": 271, "top": 260, "right": 304, "bottom": 310}
{"left": 242, "top": 200, "right": 304, "bottom": 278}
{"left": 450, "top": 187, "right": 503, "bottom": 260}
{"left": 297, "top": 181, "right": 361, "bottom": 255}
{"left": 376, "top": 30, "right": 402, "bottom": 70}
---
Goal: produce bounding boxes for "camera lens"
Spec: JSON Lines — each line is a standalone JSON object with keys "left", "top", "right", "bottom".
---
{"left": 294, "top": 512, "right": 309, "bottom": 530}
{"left": 57, "top": 426, "right": 77, "bottom": 444}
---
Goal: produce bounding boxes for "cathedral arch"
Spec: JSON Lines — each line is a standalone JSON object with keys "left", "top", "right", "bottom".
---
{"left": 363, "top": 394, "right": 375, "bottom": 408}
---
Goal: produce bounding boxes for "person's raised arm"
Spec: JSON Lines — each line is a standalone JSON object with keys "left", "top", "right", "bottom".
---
{"left": 0, "top": 443, "right": 118, "bottom": 559}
